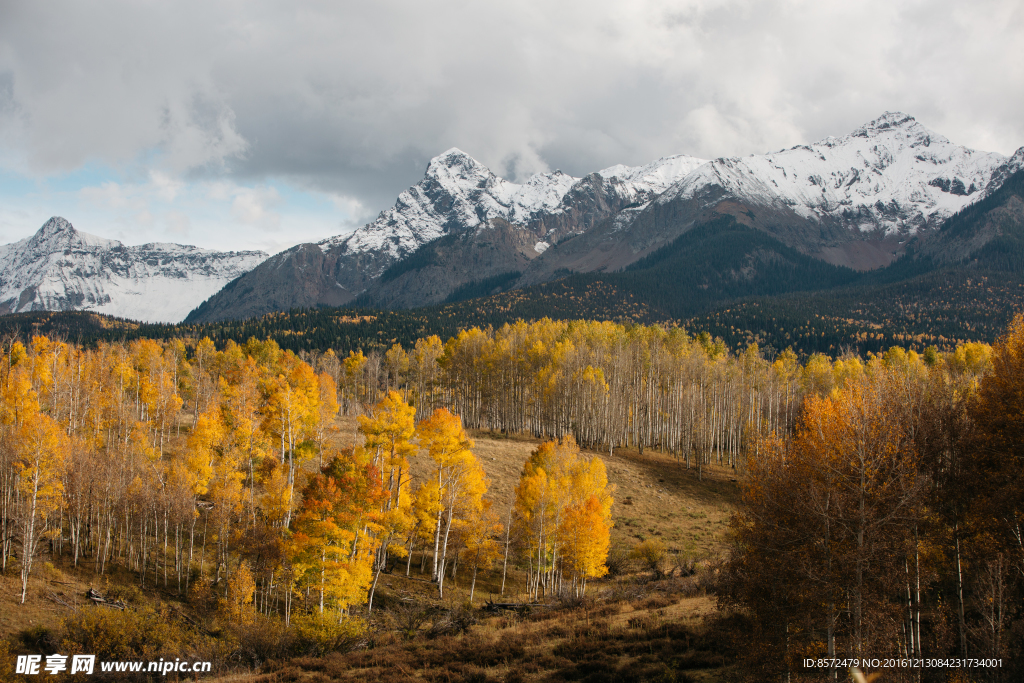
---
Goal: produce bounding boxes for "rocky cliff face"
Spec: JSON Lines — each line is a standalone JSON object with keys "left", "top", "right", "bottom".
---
{"left": 0, "top": 217, "right": 267, "bottom": 323}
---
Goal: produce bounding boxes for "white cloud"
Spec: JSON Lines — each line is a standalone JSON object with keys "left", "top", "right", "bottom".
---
{"left": 0, "top": 0, "right": 1020, "bottom": 250}
{"left": 230, "top": 186, "right": 281, "bottom": 231}
{"left": 166, "top": 210, "right": 191, "bottom": 237}
{"left": 31, "top": 176, "right": 342, "bottom": 253}
{"left": 149, "top": 171, "right": 185, "bottom": 202}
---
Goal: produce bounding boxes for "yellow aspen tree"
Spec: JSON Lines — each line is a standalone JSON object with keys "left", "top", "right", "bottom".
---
{"left": 384, "top": 343, "right": 409, "bottom": 394}
{"left": 558, "top": 450, "right": 613, "bottom": 595}
{"left": 557, "top": 496, "right": 610, "bottom": 596}
{"left": 180, "top": 405, "right": 225, "bottom": 586}
{"left": 223, "top": 560, "right": 256, "bottom": 625}
{"left": 513, "top": 458, "right": 551, "bottom": 600}
{"left": 514, "top": 435, "right": 611, "bottom": 599}
{"left": 461, "top": 500, "right": 502, "bottom": 603}
{"left": 314, "top": 372, "right": 340, "bottom": 468}
{"left": 725, "top": 366, "right": 922, "bottom": 672}
{"left": 257, "top": 458, "right": 292, "bottom": 528}
{"left": 208, "top": 443, "right": 247, "bottom": 588}
{"left": 415, "top": 407, "right": 486, "bottom": 597}
{"left": 262, "top": 355, "right": 319, "bottom": 525}
{"left": 189, "top": 337, "right": 218, "bottom": 429}
{"left": 150, "top": 352, "right": 183, "bottom": 457}
{"left": 2, "top": 344, "right": 39, "bottom": 426}
{"left": 410, "top": 480, "right": 441, "bottom": 576}
{"left": 318, "top": 348, "right": 341, "bottom": 387}
{"left": 288, "top": 454, "right": 379, "bottom": 619}
{"left": 341, "top": 351, "right": 367, "bottom": 414}
{"left": 14, "top": 410, "right": 68, "bottom": 603}
{"left": 410, "top": 335, "right": 443, "bottom": 415}
{"left": 27, "top": 336, "right": 63, "bottom": 416}
{"left": 514, "top": 438, "right": 575, "bottom": 599}
{"left": 358, "top": 390, "right": 417, "bottom": 611}
{"left": 220, "top": 354, "right": 270, "bottom": 529}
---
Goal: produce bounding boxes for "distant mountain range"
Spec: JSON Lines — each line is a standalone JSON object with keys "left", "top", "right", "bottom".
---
{"left": 1, "top": 166, "right": 1023, "bottom": 359}
{"left": 185, "top": 111, "right": 1022, "bottom": 322}
{"left": 184, "top": 150, "right": 711, "bottom": 321}
{"left": 0, "top": 217, "right": 266, "bottom": 323}
{"left": 1, "top": 112, "right": 1022, "bottom": 327}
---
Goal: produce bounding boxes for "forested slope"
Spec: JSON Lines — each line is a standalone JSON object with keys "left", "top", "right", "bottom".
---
{"left": 2, "top": 314, "right": 1022, "bottom": 681}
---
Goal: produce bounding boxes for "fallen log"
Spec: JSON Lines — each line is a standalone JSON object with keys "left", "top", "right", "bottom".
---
{"left": 85, "top": 588, "right": 127, "bottom": 610}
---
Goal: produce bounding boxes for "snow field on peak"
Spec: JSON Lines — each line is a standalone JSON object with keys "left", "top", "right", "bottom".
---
{"left": 598, "top": 154, "right": 708, "bottom": 191}
{"left": 659, "top": 114, "right": 1012, "bottom": 235}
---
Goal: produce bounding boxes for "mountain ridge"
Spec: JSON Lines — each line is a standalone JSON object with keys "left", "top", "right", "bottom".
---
{"left": 187, "top": 112, "right": 1022, "bottom": 322}
{"left": 521, "top": 112, "right": 1023, "bottom": 282}
{"left": 0, "top": 217, "right": 268, "bottom": 323}
{"left": 185, "top": 151, "right": 710, "bottom": 321}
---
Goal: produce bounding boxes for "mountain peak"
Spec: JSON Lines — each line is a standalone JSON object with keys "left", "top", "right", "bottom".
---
{"left": 35, "top": 216, "right": 76, "bottom": 239}
{"left": 28, "top": 216, "right": 81, "bottom": 250}
{"left": 2, "top": 219, "right": 266, "bottom": 323}
{"left": 849, "top": 111, "right": 942, "bottom": 141}
{"left": 427, "top": 148, "right": 488, "bottom": 173}
{"left": 26, "top": 216, "right": 118, "bottom": 251}
{"left": 866, "top": 111, "right": 916, "bottom": 129}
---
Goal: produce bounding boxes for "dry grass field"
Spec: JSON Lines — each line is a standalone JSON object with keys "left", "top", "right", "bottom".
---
{"left": 239, "top": 590, "right": 743, "bottom": 683}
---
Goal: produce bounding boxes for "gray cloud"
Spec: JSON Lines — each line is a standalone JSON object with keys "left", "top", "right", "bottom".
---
{"left": 1, "top": 0, "right": 1022, "bottom": 224}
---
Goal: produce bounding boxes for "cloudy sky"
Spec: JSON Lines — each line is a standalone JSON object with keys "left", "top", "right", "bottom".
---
{"left": 1, "top": 0, "right": 1021, "bottom": 254}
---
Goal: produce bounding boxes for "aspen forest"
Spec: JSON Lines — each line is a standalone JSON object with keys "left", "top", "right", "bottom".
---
{"left": 0, "top": 316, "right": 1022, "bottom": 682}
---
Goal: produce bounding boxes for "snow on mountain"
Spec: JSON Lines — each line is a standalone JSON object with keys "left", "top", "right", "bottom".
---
{"left": 598, "top": 154, "right": 709, "bottom": 196}
{"left": 318, "top": 148, "right": 708, "bottom": 266}
{"left": 0, "top": 217, "right": 268, "bottom": 323}
{"left": 317, "top": 148, "right": 573, "bottom": 259}
{"left": 658, "top": 112, "right": 1019, "bottom": 236}
{"left": 184, "top": 112, "right": 1024, "bottom": 320}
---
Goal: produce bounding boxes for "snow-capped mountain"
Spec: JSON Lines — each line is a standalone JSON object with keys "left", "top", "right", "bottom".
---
{"left": 186, "top": 112, "right": 1023, "bottom": 322}
{"left": 318, "top": 149, "right": 575, "bottom": 261}
{"left": 660, "top": 112, "right": 1010, "bottom": 234}
{"left": 318, "top": 148, "right": 707, "bottom": 268}
{"left": 186, "top": 150, "right": 707, "bottom": 321}
{"left": 526, "top": 112, "right": 1024, "bottom": 278}
{"left": 0, "top": 217, "right": 268, "bottom": 323}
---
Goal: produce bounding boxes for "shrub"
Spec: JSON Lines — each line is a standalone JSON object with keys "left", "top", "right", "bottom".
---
{"left": 230, "top": 612, "right": 291, "bottom": 664}
{"left": 389, "top": 601, "right": 436, "bottom": 640}
{"left": 61, "top": 607, "right": 188, "bottom": 661}
{"left": 636, "top": 593, "right": 674, "bottom": 611}
{"left": 103, "top": 582, "right": 142, "bottom": 605}
{"left": 291, "top": 614, "right": 366, "bottom": 657}
{"left": 19, "top": 625, "right": 59, "bottom": 653}
{"left": 426, "top": 606, "right": 477, "bottom": 638}
{"left": 186, "top": 578, "right": 219, "bottom": 613}
{"left": 605, "top": 544, "right": 637, "bottom": 576}
{"left": 0, "top": 639, "right": 16, "bottom": 683}
{"left": 58, "top": 606, "right": 195, "bottom": 681}
{"left": 630, "top": 539, "right": 667, "bottom": 575}
{"left": 39, "top": 562, "right": 64, "bottom": 583}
